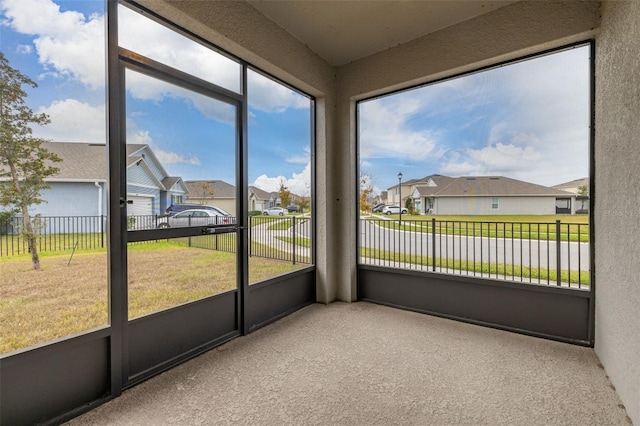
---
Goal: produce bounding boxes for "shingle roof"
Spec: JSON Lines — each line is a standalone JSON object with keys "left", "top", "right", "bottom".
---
{"left": 185, "top": 180, "right": 236, "bottom": 198}
{"left": 41, "top": 142, "right": 108, "bottom": 180}
{"left": 390, "top": 174, "right": 453, "bottom": 190}
{"left": 162, "top": 177, "right": 181, "bottom": 190}
{"left": 249, "top": 185, "right": 272, "bottom": 201}
{"left": 552, "top": 177, "right": 589, "bottom": 190}
{"left": 428, "top": 176, "right": 573, "bottom": 197}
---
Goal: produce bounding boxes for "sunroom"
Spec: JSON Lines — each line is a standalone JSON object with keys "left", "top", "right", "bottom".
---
{"left": 0, "top": 1, "right": 638, "bottom": 425}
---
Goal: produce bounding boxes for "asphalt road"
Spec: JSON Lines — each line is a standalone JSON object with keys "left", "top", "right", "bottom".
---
{"left": 359, "top": 220, "right": 590, "bottom": 272}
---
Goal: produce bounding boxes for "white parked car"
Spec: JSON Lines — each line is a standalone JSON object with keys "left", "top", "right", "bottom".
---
{"left": 157, "top": 209, "right": 235, "bottom": 228}
{"left": 262, "top": 207, "right": 288, "bottom": 216}
{"left": 381, "top": 205, "right": 408, "bottom": 215}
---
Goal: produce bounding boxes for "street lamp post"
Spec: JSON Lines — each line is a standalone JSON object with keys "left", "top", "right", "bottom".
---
{"left": 398, "top": 172, "right": 403, "bottom": 258}
{"left": 398, "top": 172, "right": 403, "bottom": 224}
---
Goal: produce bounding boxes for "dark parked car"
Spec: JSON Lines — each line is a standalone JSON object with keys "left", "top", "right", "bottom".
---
{"left": 372, "top": 203, "right": 386, "bottom": 213}
{"left": 286, "top": 204, "right": 299, "bottom": 213}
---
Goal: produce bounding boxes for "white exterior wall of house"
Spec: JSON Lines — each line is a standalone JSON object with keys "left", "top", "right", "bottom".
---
{"left": 431, "top": 196, "right": 558, "bottom": 216}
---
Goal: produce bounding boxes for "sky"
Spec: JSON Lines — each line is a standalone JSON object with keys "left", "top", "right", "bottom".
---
{"left": 1, "top": 0, "right": 590, "bottom": 198}
{"left": 0, "top": 0, "right": 312, "bottom": 195}
{"left": 359, "top": 45, "right": 591, "bottom": 193}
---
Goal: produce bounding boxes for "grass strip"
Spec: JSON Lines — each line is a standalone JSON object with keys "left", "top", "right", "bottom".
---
{"left": 360, "top": 247, "right": 590, "bottom": 286}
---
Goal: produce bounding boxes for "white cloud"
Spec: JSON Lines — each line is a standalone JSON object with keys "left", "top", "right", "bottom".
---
{"left": 1, "top": 0, "right": 106, "bottom": 88}
{"left": 1, "top": 0, "right": 308, "bottom": 126}
{"left": 360, "top": 46, "right": 591, "bottom": 188}
{"left": 440, "top": 143, "right": 544, "bottom": 178}
{"left": 33, "top": 99, "right": 105, "bottom": 143}
{"left": 118, "top": 5, "right": 240, "bottom": 94}
{"left": 154, "top": 150, "right": 201, "bottom": 166}
{"left": 248, "top": 69, "right": 310, "bottom": 113}
{"left": 285, "top": 146, "right": 311, "bottom": 164}
{"left": 125, "top": 71, "right": 236, "bottom": 125}
{"left": 16, "top": 44, "right": 31, "bottom": 54}
{"left": 359, "top": 97, "right": 437, "bottom": 160}
{"left": 127, "top": 124, "right": 201, "bottom": 167}
{"left": 252, "top": 162, "right": 311, "bottom": 196}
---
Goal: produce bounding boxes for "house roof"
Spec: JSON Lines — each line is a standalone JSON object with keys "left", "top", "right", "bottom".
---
{"left": 391, "top": 174, "right": 454, "bottom": 191}
{"left": 5, "top": 143, "right": 186, "bottom": 194}
{"left": 552, "top": 177, "right": 589, "bottom": 191}
{"left": 39, "top": 142, "right": 108, "bottom": 181}
{"left": 249, "top": 185, "right": 273, "bottom": 201}
{"left": 185, "top": 180, "right": 236, "bottom": 198}
{"left": 416, "top": 176, "right": 573, "bottom": 197}
{"left": 162, "top": 177, "right": 181, "bottom": 190}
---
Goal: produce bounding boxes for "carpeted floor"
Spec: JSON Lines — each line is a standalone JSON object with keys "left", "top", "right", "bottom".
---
{"left": 68, "top": 302, "right": 632, "bottom": 425}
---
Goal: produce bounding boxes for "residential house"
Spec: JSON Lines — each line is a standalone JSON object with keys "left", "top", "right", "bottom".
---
{"left": 1, "top": 142, "right": 189, "bottom": 230}
{"left": 184, "top": 180, "right": 237, "bottom": 216}
{"left": 248, "top": 186, "right": 278, "bottom": 212}
{"left": 554, "top": 177, "right": 589, "bottom": 213}
{"left": 402, "top": 175, "right": 576, "bottom": 215}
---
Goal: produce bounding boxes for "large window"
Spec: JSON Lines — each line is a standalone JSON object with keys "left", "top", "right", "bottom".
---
{"left": 358, "top": 44, "right": 591, "bottom": 288}
{"left": 0, "top": 0, "right": 315, "bottom": 355}
{"left": 247, "top": 69, "right": 313, "bottom": 284}
{"left": 1, "top": 0, "right": 108, "bottom": 354}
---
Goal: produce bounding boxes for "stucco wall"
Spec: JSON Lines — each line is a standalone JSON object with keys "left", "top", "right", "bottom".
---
{"left": 595, "top": 1, "right": 640, "bottom": 423}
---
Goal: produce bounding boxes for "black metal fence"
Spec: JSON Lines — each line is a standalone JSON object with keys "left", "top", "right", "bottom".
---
{"left": 0, "top": 215, "right": 312, "bottom": 265}
{"left": 0, "top": 216, "right": 106, "bottom": 256}
{"left": 360, "top": 218, "right": 590, "bottom": 288}
{"left": 2, "top": 215, "right": 589, "bottom": 285}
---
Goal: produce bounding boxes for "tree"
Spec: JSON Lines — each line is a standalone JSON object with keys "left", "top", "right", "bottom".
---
{"left": 359, "top": 175, "right": 373, "bottom": 213}
{"left": 197, "top": 181, "right": 215, "bottom": 203}
{"left": 577, "top": 185, "right": 588, "bottom": 196}
{"left": 297, "top": 197, "right": 310, "bottom": 213}
{"left": 404, "top": 197, "right": 418, "bottom": 215}
{"left": 0, "top": 52, "right": 61, "bottom": 270}
{"left": 359, "top": 163, "right": 376, "bottom": 213}
{"left": 278, "top": 179, "right": 291, "bottom": 207}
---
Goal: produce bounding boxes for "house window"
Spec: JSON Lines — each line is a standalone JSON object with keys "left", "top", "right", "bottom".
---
{"left": 492, "top": 197, "right": 499, "bottom": 209}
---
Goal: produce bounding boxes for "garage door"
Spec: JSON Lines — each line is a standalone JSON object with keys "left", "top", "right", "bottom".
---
{"left": 127, "top": 195, "right": 153, "bottom": 216}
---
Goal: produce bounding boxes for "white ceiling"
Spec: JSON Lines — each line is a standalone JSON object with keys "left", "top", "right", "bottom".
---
{"left": 247, "top": 1, "right": 518, "bottom": 66}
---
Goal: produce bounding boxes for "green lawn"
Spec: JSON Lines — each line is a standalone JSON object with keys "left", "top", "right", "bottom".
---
{"left": 275, "top": 236, "right": 311, "bottom": 248}
{"left": 360, "top": 246, "right": 590, "bottom": 287}
{"left": 0, "top": 239, "right": 307, "bottom": 354}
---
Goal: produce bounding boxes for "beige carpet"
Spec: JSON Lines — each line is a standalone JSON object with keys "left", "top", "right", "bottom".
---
{"left": 68, "top": 302, "right": 631, "bottom": 425}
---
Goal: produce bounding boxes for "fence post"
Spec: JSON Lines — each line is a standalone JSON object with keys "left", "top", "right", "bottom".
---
{"left": 432, "top": 218, "right": 436, "bottom": 272}
{"left": 249, "top": 216, "right": 252, "bottom": 258}
{"left": 292, "top": 216, "right": 296, "bottom": 265}
{"left": 101, "top": 215, "right": 105, "bottom": 248}
{"left": 556, "top": 220, "right": 562, "bottom": 286}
